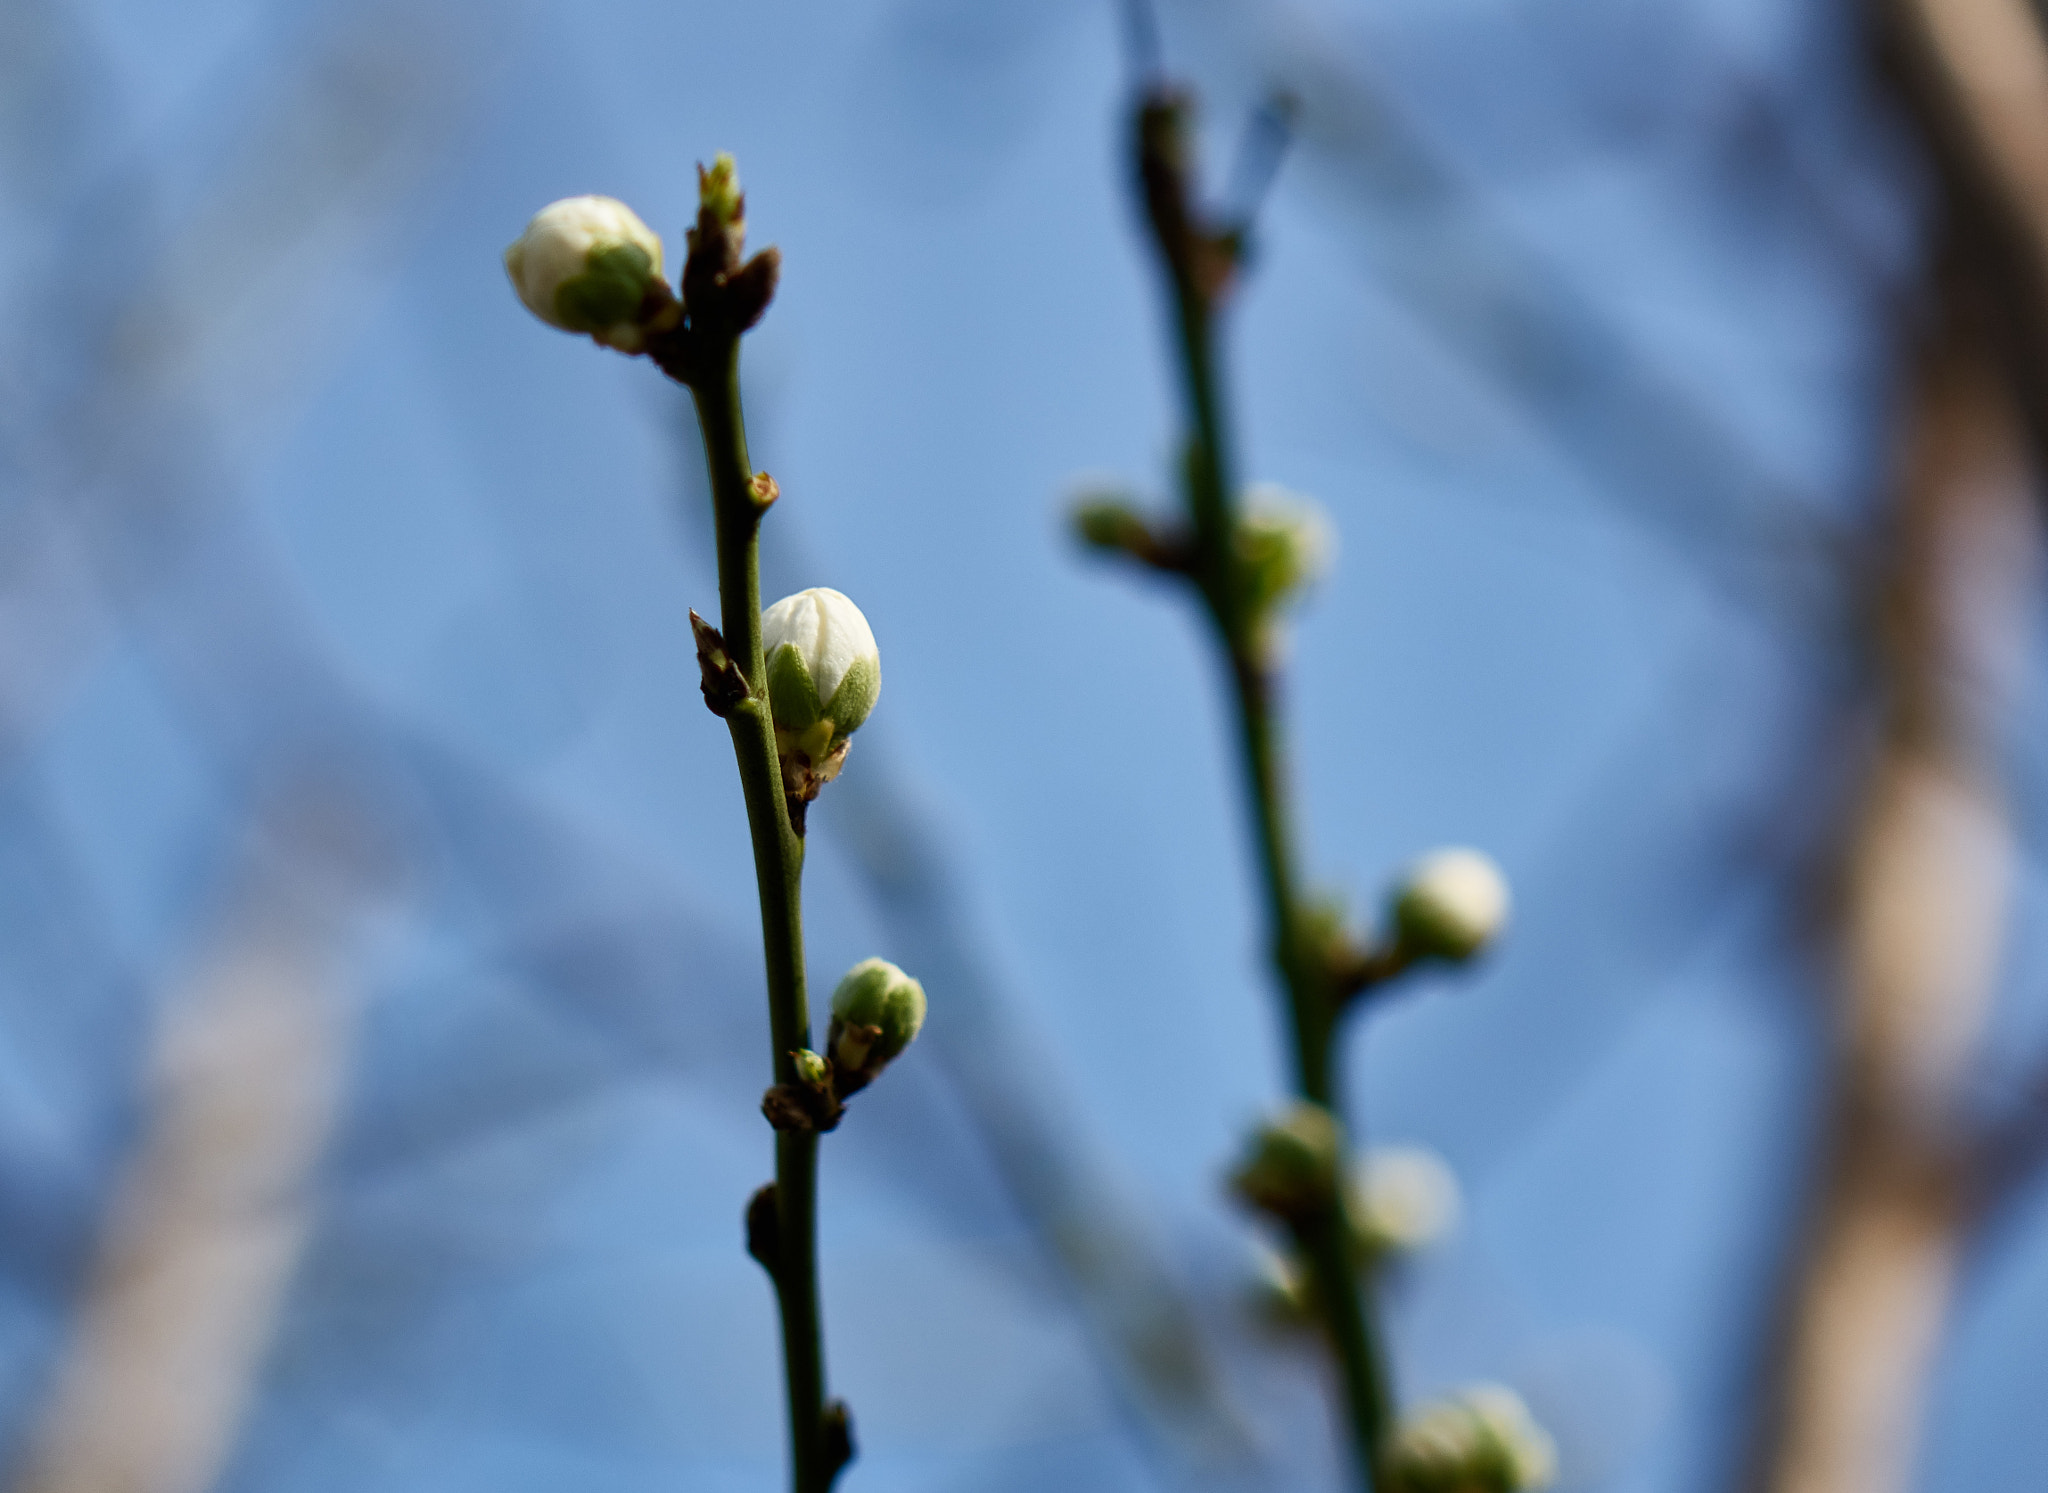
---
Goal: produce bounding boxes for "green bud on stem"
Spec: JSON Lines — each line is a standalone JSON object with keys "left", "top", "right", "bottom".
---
{"left": 826, "top": 958, "right": 926, "bottom": 1096}
{"left": 1381, "top": 1385, "right": 1557, "bottom": 1493}
{"left": 1231, "top": 1102, "right": 1343, "bottom": 1223}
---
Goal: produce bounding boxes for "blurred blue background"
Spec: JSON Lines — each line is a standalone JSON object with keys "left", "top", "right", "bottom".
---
{"left": 4, "top": 0, "right": 2048, "bottom": 1490}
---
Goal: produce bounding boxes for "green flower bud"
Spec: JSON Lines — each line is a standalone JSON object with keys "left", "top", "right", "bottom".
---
{"left": 1382, "top": 1385, "right": 1557, "bottom": 1493}
{"left": 1390, "top": 848, "right": 1510, "bottom": 964}
{"left": 1231, "top": 1102, "right": 1342, "bottom": 1222}
{"left": 1234, "top": 485, "right": 1334, "bottom": 619}
{"left": 504, "top": 196, "right": 667, "bottom": 352}
{"left": 792, "top": 1048, "right": 830, "bottom": 1088}
{"left": 1352, "top": 1145, "right": 1460, "bottom": 1257}
{"left": 826, "top": 958, "right": 926, "bottom": 1093}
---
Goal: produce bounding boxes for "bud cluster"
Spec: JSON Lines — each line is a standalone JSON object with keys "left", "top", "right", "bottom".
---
{"left": 1381, "top": 1385, "right": 1557, "bottom": 1493}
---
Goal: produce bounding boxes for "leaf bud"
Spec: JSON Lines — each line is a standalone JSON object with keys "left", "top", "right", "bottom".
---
{"left": 762, "top": 587, "right": 881, "bottom": 807}
{"left": 698, "top": 151, "right": 744, "bottom": 232}
{"left": 1390, "top": 848, "right": 1510, "bottom": 964}
{"left": 791, "top": 1048, "right": 830, "bottom": 1089}
{"left": 1246, "top": 1237, "right": 1314, "bottom": 1325}
{"left": 826, "top": 958, "right": 926, "bottom": 1095}
{"left": 1382, "top": 1385, "right": 1557, "bottom": 1493}
{"left": 1231, "top": 1102, "right": 1343, "bottom": 1223}
{"left": 1352, "top": 1145, "right": 1461, "bottom": 1258}
{"left": 504, "top": 196, "right": 667, "bottom": 352}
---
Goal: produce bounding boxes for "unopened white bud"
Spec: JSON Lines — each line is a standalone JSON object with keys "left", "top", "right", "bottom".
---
{"left": 1391, "top": 848, "right": 1509, "bottom": 963}
{"left": 1352, "top": 1145, "right": 1460, "bottom": 1255}
{"left": 505, "top": 195, "right": 666, "bottom": 351}
{"left": 763, "top": 588, "right": 881, "bottom": 788}
{"left": 1383, "top": 1385, "right": 1556, "bottom": 1493}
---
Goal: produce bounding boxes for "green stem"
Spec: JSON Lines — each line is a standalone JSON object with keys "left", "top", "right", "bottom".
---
{"left": 1160, "top": 213, "right": 1393, "bottom": 1491}
{"left": 689, "top": 343, "right": 831, "bottom": 1493}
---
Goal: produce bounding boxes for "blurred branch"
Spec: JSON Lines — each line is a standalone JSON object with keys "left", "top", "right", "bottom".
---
{"left": 1742, "top": 269, "right": 2039, "bottom": 1493}
{"left": 9, "top": 790, "right": 393, "bottom": 1493}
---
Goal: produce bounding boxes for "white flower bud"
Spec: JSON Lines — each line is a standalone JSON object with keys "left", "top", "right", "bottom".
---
{"left": 1391, "top": 848, "right": 1510, "bottom": 963}
{"left": 1384, "top": 1385, "right": 1557, "bottom": 1493}
{"left": 763, "top": 588, "right": 881, "bottom": 788}
{"left": 1352, "top": 1145, "right": 1460, "bottom": 1256}
{"left": 504, "top": 196, "right": 666, "bottom": 351}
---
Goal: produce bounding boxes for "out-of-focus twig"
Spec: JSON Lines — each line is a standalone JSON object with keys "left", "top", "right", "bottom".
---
{"left": 1744, "top": 278, "right": 2039, "bottom": 1493}
{"left": 9, "top": 789, "right": 394, "bottom": 1493}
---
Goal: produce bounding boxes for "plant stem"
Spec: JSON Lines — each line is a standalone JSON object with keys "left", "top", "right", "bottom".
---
{"left": 689, "top": 343, "right": 832, "bottom": 1493}
{"left": 1148, "top": 115, "right": 1395, "bottom": 1490}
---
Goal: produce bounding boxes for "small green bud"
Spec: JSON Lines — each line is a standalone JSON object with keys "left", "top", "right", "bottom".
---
{"left": 504, "top": 196, "right": 667, "bottom": 352}
{"left": 792, "top": 1048, "right": 830, "bottom": 1088}
{"left": 1390, "top": 848, "right": 1510, "bottom": 963}
{"left": 1231, "top": 1102, "right": 1342, "bottom": 1222}
{"left": 699, "top": 152, "right": 744, "bottom": 229}
{"left": 1234, "top": 485, "right": 1333, "bottom": 619}
{"left": 1072, "top": 498, "right": 1151, "bottom": 551}
{"left": 827, "top": 958, "right": 926, "bottom": 1093}
{"left": 1352, "top": 1145, "right": 1460, "bottom": 1258}
{"left": 1382, "top": 1385, "right": 1557, "bottom": 1493}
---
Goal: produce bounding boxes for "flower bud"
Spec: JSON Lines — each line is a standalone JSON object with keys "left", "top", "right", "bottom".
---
{"left": 791, "top": 1048, "right": 830, "bottom": 1088}
{"left": 762, "top": 588, "right": 881, "bottom": 804}
{"left": 504, "top": 196, "right": 667, "bottom": 352}
{"left": 1231, "top": 1102, "right": 1343, "bottom": 1222}
{"left": 1382, "top": 1385, "right": 1557, "bottom": 1493}
{"left": 1390, "top": 848, "right": 1510, "bottom": 964}
{"left": 826, "top": 958, "right": 926, "bottom": 1094}
{"left": 1235, "top": 485, "right": 1334, "bottom": 619}
{"left": 1352, "top": 1145, "right": 1460, "bottom": 1257}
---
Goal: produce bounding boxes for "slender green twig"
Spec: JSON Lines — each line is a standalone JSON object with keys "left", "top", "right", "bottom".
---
{"left": 643, "top": 187, "right": 840, "bottom": 1493}
{"left": 1136, "top": 88, "right": 1396, "bottom": 1486}
{"left": 690, "top": 348, "right": 832, "bottom": 1492}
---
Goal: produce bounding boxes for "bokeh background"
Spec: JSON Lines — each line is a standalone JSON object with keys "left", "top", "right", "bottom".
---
{"left": 5, "top": 0, "right": 2048, "bottom": 1490}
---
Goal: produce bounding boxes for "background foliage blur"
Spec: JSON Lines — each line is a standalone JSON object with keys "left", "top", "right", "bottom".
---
{"left": 3, "top": 0, "right": 2048, "bottom": 1490}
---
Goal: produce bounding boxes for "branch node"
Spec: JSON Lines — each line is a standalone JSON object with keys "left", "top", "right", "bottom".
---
{"left": 689, "top": 609, "right": 754, "bottom": 717}
{"left": 745, "top": 1183, "right": 780, "bottom": 1275}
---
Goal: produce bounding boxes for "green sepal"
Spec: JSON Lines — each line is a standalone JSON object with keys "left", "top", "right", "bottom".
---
{"left": 765, "top": 643, "right": 822, "bottom": 733}
{"left": 823, "top": 653, "right": 879, "bottom": 738}
{"left": 552, "top": 241, "right": 655, "bottom": 334}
